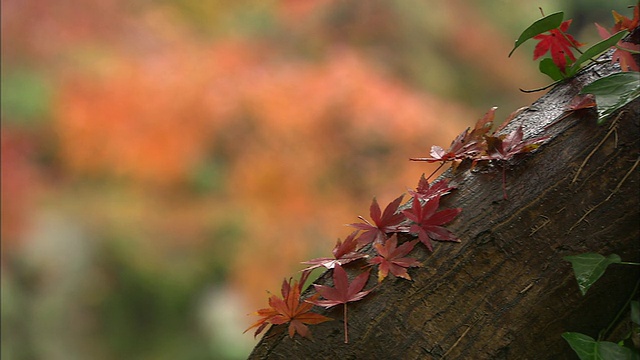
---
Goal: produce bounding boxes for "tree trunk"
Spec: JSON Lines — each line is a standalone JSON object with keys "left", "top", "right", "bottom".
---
{"left": 248, "top": 35, "right": 640, "bottom": 359}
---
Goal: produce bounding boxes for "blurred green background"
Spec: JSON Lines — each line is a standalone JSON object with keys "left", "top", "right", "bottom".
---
{"left": 1, "top": 1, "right": 633, "bottom": 358}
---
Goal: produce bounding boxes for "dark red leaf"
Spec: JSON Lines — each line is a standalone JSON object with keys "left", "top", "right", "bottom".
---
{"left": 402, "top": 196, "right": 461, "bottom": 252}
{"left": 301, "top": 231, "right": 368, "bottom": 271}
{"left": 245, "top": 270, "right": 332, "bottom": 339}
{"left": 306, "top": 264, "right": 373, "bottom": 343}
{"left": 369, "top": 234, "right": 420, "bottom": 282}
{"left": 349, "top": 195, "right": 406, "bottom": 246}
{"left": 410, "top": 107, "right": 496, "bottom": 164}
{"left": 408, "top": 174, "right": 455, "bottom": 202}
{"left": 480, "top": 126, "right": 548, "bottom": 162}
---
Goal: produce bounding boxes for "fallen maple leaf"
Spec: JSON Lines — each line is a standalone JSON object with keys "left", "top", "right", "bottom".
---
{"left": 402, "top": 196, "right": 462, "bottom": 252}
{"left": 408, "top": 174, "right": 455, "bottom": 202}
{"left": 306, "top": 264, "right": 373, "bottom": 343}
{"left": 369, "top": 234, "right": 421, "bottom": 282}
{"left": 245, "top": 270, "right": 332, "bottom": 339}
{"left": 481, "top": 126, "right": 548, "bottom": 163}
{"left": 410, "top": 108, "right": 496, "bottom": 171}
{"left": 301, "top": 231, "right": 368, "bottom": 271}
{"left": 477, "top": 126, "right": 548, "bottom": 199}
{"left": 533, "top": 19, "right": 583, "bottom": 73}
{"left": 545, "top": 93, "right": 597, "bottom": 129}
{"left": 349, "top": 195, "right": 406, "bottom": 246}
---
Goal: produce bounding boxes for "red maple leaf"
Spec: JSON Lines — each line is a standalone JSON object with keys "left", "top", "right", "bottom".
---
{"left": 478, "top": 126, "right": 548, "bottom": 199}
{"left": 611, "top": 5, "right": 639, "bottom": 32}
{"left": 301, "top": 231, "right": 368, "bottom": 271}
{"left": 410, "top": 107, "right": 496, "bottom": 169}
{"left": 349, "top": 195, "right": 406, "bottom": 246}
{"left": 595, "top": 23, "right": 640, "bottom": 72}
{"left": 402, "top": 196, "right": 461, "bottom": 252}
{"left": 245, "top": 270, "right": 332, "bottom": 339}
{"left": 408, "top": 174, "right": 455, "bottom": 202}
{"left": 480, "top": 126, "right": 548, "bottom": 163}
{"left": 533, "top": 19, "right": 583, "bottom": 73}
{"left": 306, "top": 264, "right": 373, "bottom": 343}
{"left": 369, "top": 234, "right": 421, "bottom": 282}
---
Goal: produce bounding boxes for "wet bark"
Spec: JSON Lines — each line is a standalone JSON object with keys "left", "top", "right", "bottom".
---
{"left": 249, "top": 33, "right": 640, "bottom": 360}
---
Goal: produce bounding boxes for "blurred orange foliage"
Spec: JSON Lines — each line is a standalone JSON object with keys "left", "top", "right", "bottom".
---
{"left": 4, "top": 0, "right": 543, "bottom": 329}
{"left": 53, "top": 30, "right": 471, "bottom": 305}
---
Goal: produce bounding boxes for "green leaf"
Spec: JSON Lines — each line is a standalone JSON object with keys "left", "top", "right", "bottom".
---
{"left": 598, "top": 341, "right": 637, "bottom": 360}
{"left": 562, "top": 332, "right": 637, "bottom": 360}
{"left": 569, "top": 31, "right": 628, "bottom": 74}
{"left": 563, "top": 332, "right": 598, "bottom": 360}
{"left": 581, "top": 72, "right": 640, "bottom": 124}
{"left": 564, "top": 253, "right": 621, "bottom": 295}
{"left": 539, "top": 58, "right": 565, "bottom": 81}
{"left": 581, "top": 72, "right": 640, "bottom": 95}
{"left": 0, "top": 69, "right": 53, "bottom": 124}
{"left": 631, "top": 300, "right": 639, "bottom": 325}
{"left": 509, "top": 12, "right": 564, "bottom": 57}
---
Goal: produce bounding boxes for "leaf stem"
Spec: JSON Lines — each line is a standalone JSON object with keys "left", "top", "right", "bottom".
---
{"left": 343, "top": 303, "right": 348, "bottom": 343}
{"left": 618, "top": 262, "right": 640, "bottom": 266}
{"left": 598, "top": 278, "right": 640, "bottom": 341}
{"left": 426, "top": 162, "right": 445, "bottom": 181}
{"left": 617, "top": 44, "right": 640, "bottom": 54}
{"left": 560, "top": 30, "right": 584, "bottom": 55}
{"left": 520, "top": 79, "right": 563, "bottom": 93}
{"left": 501, "top": 165, "right": 508, "bottom": 200}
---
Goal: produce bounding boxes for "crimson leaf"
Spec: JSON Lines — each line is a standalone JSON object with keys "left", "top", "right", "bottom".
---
{"left": 349, "top": 195, "right": 406, "bottom": 246}
{"left": 245, "top": 270, "right": 332, "bottom": 339}
{"left": 402, "top": 196, "right": 461, "bottom": 252}
{"left": 306, "top": 264, "right": 373, "bottom": 343}
{"left": 301, "top": 231, "right": 368, "bottom": 271}
{"left": 408, "top": 174, "right": 455, "bottom": 202}
{"left": 533, "top": 19, "right": 583, "bottom": 73}
{"left": 369, "top": 234, "right": 420, "bottom": 282}
{"left": 410, "top": 107, "right": 496, "bottom": 165}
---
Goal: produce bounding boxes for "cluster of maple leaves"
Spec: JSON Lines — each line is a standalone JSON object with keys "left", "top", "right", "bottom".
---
{"left": 529, "top": 6, "right": 639, "bottom": 77}
{"left": 245, "top": 6, "right": 639, "bottom": 344}
{"left": 245, "top": 174, "right": 461, "bottom": 343}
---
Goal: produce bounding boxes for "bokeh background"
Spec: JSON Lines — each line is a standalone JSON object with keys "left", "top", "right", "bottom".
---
{"left": 1, "top": 1, "right": 632, "bottom": 359}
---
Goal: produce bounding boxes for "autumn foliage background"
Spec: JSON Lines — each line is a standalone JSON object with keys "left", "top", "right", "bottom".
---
{"left": 1, "top": 1, "right": 631, "bottom": 358}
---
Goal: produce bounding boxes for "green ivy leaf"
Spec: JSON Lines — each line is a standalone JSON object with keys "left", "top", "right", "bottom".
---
{"left": 580, "top": 72, "right": 640, "bottom": 124}
{"left": 539, "top": 58, "right": 565, "bottom": 81}
{"left": 509, "top": 12, "right": 564, "bottom": 57}
{"left": 569, "top": 31, "right": 628, "bottom": 74}
{"left": 564, "top": 253, "right": 621, "bottom": 295}
{"left": 562, "top": 332, "right": 637, "bottom": 360}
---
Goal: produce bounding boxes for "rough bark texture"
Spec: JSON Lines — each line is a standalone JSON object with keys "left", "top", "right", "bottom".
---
{"left": 249, "top": 33, "right": 640, "bottom": 359}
